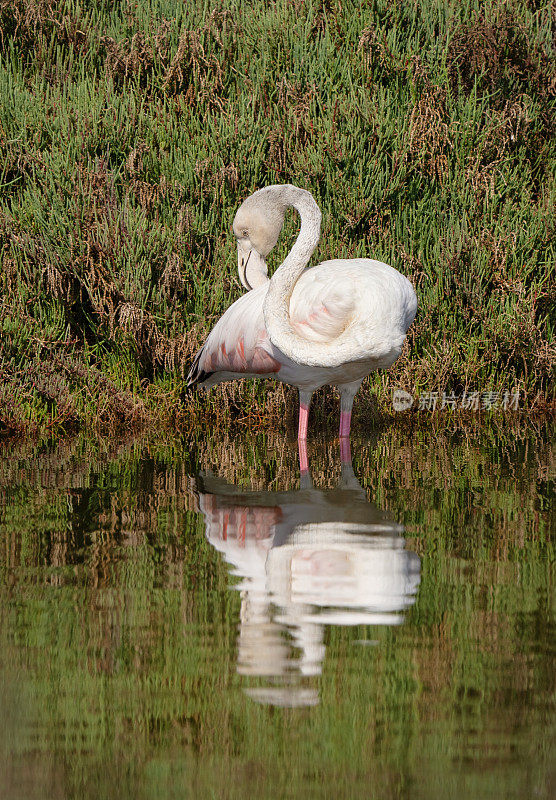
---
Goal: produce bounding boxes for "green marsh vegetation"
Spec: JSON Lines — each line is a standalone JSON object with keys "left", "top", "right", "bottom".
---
{"left": 0, "top": 425, "right": 553, "bottom": 798}
{"left": 0, "top": 0, "right": 554, "bottom": 436}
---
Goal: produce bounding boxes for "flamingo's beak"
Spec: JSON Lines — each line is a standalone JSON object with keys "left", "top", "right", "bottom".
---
{"left": 237, "top": 243, "right": 267, "bottom": 291}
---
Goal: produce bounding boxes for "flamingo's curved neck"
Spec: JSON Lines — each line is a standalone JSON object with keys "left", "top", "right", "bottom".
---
{"left": 263, "top": 187, "right": 322, "bottom": 363}
{"left": 268, "top": 188, "right": 321, "bottom": 297}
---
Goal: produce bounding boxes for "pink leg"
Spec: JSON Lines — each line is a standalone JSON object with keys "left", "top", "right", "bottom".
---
{"left": 338, "top": 383, "right": 361, "bottom": 439}
{"left": 340, "top": 436, "right": 352, "bottom": 464}
{"left": 298, "top": 438, "right": 309, "bottom": 473}
{"left": 339, "top": 410, "right": 352, "bottom": 438}
{"left": 298, "top": 403, "right": 309, "bottom": 440}
{"left": 297, "top": 390, "right": 312, "bottom": 441}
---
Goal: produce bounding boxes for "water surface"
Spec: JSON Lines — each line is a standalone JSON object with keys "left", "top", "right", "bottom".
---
{"left": 0, "top": 426, "right": 554, "bottom": 799}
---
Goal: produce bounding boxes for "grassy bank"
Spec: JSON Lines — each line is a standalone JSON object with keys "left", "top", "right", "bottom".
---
{"left": 0, "top": 0, "right": 554, "bottom": 436}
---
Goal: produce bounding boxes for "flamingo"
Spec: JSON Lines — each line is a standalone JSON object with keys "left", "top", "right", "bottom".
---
{"left": 187, "top": 184, "right": 417, "bottom": 439}
{"left": 194, "top": 441, "right": 420, "bottom": 704}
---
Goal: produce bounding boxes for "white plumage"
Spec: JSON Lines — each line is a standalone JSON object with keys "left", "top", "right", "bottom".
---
{"left": 188, "top": 185, "right": 417, "bottom": 438}
{"left": 195, "top": 457, "right": 420, "bottom": 700}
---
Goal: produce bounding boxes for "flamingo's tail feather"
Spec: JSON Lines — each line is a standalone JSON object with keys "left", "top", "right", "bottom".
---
{"left": 187, "top": 349, "right": 213, "bottom": 387}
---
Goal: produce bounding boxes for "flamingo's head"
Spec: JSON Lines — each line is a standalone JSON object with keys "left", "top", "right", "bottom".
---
{"left": 233, "top": 189, "right": 286, "bottom": 290}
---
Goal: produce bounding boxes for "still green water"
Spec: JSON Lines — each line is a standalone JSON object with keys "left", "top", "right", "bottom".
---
{"left": 0, "top": 426, "right": 553, "bottom": 799}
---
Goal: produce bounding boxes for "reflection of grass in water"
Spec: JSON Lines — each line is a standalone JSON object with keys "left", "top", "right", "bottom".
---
{"left": 0, "top": 1, "right": 555, "bottom": 437}
{"left": 0, "top": 424, "right": 554, "bottom": 799}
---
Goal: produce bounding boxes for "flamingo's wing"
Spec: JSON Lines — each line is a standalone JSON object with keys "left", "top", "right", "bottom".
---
{"left": 290, "top": 259, "right": 417, "bottom": 363}
{"left": 289, "top": 266, "right": 358, "bottom": 343}
{"left": 187, "top": 286, "right": 280, "bottom": 386}
{"left": 199, "top": 492, "right": 281, "bottom": 548}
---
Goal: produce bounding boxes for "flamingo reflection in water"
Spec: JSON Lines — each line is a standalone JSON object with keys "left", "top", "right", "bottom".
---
{"left": 194, "top": 441, "right": 420, "bottom": 707}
